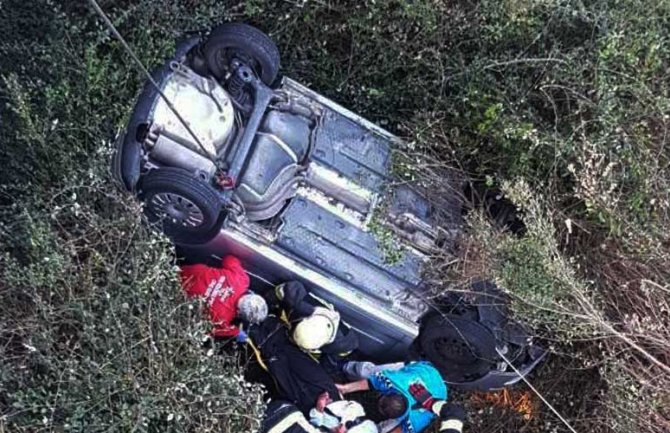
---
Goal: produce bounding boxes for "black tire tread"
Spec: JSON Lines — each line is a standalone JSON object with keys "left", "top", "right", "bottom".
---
{"left": 141, "top": 168, "right": 222, "bottom": 244}
{"left": 418, "top": 314, "right": 498, "bottom": 382}
{"left": 204, "top": 22, "right": 280, "bottom": 85}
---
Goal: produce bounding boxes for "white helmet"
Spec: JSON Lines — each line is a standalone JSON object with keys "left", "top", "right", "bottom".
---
{"left": 237, "top": 293, "right": 268, "bottom": 324}
{"left": 292, "top": 307, "right": 340, "bottom": 351}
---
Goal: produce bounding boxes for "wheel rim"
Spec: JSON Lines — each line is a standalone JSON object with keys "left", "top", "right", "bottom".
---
{"left": 150, "top": 193, "right": 204, "bottom": 228}
{"left": 215, "top": 48, "right": 261, "bottom": 80}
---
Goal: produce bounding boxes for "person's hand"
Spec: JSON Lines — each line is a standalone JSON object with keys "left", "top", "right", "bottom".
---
{"left": 331, "top": 425, "right": 347, "bottom": 433}
{"left": 235, "top": 330, "right": 248, "bottom": 343}
{"left": 336, "top": 379, "right": 370, "bottom": 396}
{"left": 440, "top": 403, "right": 466, "bottom": 421}
{"left": 335, "top": 383, "right": 352, "bottom": 397}
{"left": 409, "top": 382, "right": 435, "bottom": 410}
{"left": 316, "top": 392, "right": 332, "bottom": 412}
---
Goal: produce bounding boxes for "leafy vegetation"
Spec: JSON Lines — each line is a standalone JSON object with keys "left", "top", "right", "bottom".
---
{"left": 0, "top": 1, "right": 265, "bottom": 431}
{"left": 1, "top": 0, "right": 668, "bottom": 432}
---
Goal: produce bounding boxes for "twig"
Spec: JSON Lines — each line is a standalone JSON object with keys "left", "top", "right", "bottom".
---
{"left": 497, "top": 348, "right": 579, "bottom": 433}
{"left": 483, "top": 58, "right": 568, "bottom": 69}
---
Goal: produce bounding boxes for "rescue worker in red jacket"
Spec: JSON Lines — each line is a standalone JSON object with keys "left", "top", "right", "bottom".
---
{"left": 179, "top": 255, "right": 268, "bottom": 341}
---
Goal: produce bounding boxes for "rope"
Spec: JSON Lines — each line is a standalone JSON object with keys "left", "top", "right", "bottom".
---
{"left": 244, "top": 269, "right": 276, "bottom": 287}
{"left": 86, "top": 0, "right": 218, "bottom": 165}
{"left": 246, "top": 338, "right": 269, "bottom": 372}
{"left": 496, "top": 347, "right": 578, "bottom": 433}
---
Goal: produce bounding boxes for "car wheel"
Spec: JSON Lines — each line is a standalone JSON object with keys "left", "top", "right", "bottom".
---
{"left": 418, "top": 314, "right": 499, "bottom": 383}
{"left": 140, "top": 167, "right": 223, "bottom": 244}
{"left": 203, "top": 23, "right": 280, "bottom": 86}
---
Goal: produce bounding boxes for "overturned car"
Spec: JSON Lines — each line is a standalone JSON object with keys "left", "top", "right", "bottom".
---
{"left": 113, "top": 23, "right": 545, "bottom": 390}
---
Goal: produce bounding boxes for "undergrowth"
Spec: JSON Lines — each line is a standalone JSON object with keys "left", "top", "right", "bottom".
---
{"left": 1, "top": 0, "right": 668, "bottom": 432}
{"left": 0, "top": 1, "right": 265, "bottom": 431}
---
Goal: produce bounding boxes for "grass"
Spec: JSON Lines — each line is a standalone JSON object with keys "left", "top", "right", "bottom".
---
{"left": 1, "top": 0, "right": 668, "bottom": 432}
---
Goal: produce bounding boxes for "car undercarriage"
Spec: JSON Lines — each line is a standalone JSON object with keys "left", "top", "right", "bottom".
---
{"left": 113, "top": 22, "right": 545, "bottom": 391}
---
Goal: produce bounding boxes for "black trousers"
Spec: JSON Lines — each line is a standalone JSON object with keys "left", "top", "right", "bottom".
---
{"left": 249, "top": 317, "right": 341, "bottom": 414}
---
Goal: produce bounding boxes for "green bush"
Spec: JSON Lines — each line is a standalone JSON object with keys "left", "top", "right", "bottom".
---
{"left": 0, "top": 192, "right": 264, "bottom": 431}
{"left": 2, "top": 0, "right": 668, "bottom": 432}
{"left": 0, "top": 1, "right": 265, "bottom": 431}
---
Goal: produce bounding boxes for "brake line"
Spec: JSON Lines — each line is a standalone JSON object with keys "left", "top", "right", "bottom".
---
{"left": 86, "top": 0, "right": 219, "bottom": 167}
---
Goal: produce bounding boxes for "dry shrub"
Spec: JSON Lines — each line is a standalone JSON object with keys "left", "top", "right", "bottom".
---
{"left": 587, "top": 245, "right": 670, "bottom": 433}
{"left": 449, "top": 179, "right": 670, "bottom": 433}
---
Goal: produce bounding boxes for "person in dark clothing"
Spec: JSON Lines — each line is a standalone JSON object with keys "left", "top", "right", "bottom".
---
{"left": 265, "top": 281, "right": 359, "bottom": 361}
{"left": 247, "top": 315, "right": 341, "bottom": 414}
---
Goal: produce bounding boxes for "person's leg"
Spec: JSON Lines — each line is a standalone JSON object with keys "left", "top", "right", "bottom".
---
{"left": 259, "top": 321, "right": 340, "bottom": 414}
{"left": 259, "top": 400, "right": 296, "bottom": 432}
{"left": 288, "top": 345, "right": 341, "bottom": 412}
{"left": 342, "top": 361, "right": 405, "bottom": 380}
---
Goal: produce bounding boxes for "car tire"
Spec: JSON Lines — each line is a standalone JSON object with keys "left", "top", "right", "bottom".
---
{"left": 203, "top": 22, "right": 280, "bottom": 86}
{"left": 418, "top": 314, "right": 499, "bottom": 383}
{"left": 140, "top": 167, "right": 223, "bottom": 244}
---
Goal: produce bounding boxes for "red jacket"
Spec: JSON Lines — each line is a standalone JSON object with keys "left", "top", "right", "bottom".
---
{"left": 179, "top": 256, "right": 250, "bottom": 338}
